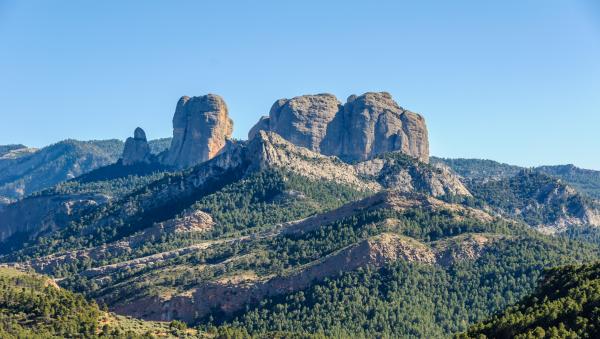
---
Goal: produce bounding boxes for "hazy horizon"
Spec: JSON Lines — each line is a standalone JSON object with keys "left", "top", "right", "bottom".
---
{"left": 1, "top": 1, "right": 599, "bottom": 170}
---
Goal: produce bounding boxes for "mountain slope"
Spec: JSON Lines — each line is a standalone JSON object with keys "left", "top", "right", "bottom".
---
{"left": 2, "top": 131, "right": 599, "bottom": 337}
{"left": 434, "top": 157, "right": 600, "bottom": 199}
{"left": 0, "top": 267, "right": 189, "bottom": 338}
{"left": 468, "top": 170, "right": 600, "bottom": 233}
{"left": 0, "top": 138, "right": 173, "bottom": 205}
{"left": 1, "top": 131, "right": 467, "bottom": 257}
{"left": 536, "top": 164, "right": 600, "bottom": 200}
{"left": 433, "top": 158, "right": 600, "bottom": 234}
{"left": 0, "top": 267, "right": 101, "bottom": 338}
{"left": 462, "top": 262, "right": 600, "bottom": 338}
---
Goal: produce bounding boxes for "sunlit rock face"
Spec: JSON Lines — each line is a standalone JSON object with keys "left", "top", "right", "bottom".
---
{"left": 249, "top": 92, "right": 429, "bottom": 163}
{"left": 163, "top": 94, "right": 233, "bottom": 169}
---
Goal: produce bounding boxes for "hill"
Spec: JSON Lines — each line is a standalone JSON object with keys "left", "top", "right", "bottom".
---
{"left": 0, "top": 267, "right": 186, "bottom": 338}
{"left": 461, "top": 261, "right": 600, "bottom": 338}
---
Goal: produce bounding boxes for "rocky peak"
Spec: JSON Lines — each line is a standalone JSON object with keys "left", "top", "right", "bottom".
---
{"left": 254, "top": 94, "right": 341, "bottom": 153}
{"left": 335, "top": 92, "right": 429, "bottom": 163}
{"left": 163, "top": 94, "right": 233, "bottom": 169}
{"left": 248, "top": 92, "right": 429, "bottom": 163}
{"left": 122, "top": 127, "right": 151, "bottom": 165}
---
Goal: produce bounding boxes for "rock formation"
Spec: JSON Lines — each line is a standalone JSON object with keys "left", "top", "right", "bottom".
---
{"left": 122, "top": 127, "right": 151, "bottom": 165}
{"left": 335, "top": 92, "right": 429, "bottom": 162}
{"left": 262, "top": 94, "right": 340, "bottom": 152}
{"left": 248, "top": 92, "right": 429, "bottom": 163}
{"left": 163, "top": 94, "right": 233, "bottom": 169}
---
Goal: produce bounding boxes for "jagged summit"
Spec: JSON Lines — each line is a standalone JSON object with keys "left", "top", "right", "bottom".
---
{"left": 249, "top": 92, "right": 430, "bottom": 163}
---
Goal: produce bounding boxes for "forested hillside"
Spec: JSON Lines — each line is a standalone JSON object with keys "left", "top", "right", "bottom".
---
{"left": 462, "top": 262, "right": 600, "bottom": 338}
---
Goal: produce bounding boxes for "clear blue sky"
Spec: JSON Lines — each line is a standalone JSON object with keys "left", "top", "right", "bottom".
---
{"left": 1, "top": 1, "right": 599, "bottom": 169}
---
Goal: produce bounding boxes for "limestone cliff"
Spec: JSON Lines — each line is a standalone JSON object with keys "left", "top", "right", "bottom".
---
{"left": 249, "top": 92, "right": 429, "bottom": 163}
{"left": 163, "top": 94, "right": 233, "bottom": 169}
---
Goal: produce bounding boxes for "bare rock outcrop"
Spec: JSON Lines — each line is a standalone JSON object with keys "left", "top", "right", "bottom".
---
{"left": 122, "top": 127, "right": 151, "bottom": 165}
{"left": 249, "top": 92, "right": 429, "bottom": 163}
{"left": 247, "top": 131, "right": 381, "bottom": 192}
{"left": 331, "top": 92, "right": 429, "bottom": 162}
{"left": 163, "top": 94, "right": 233, "bottom": 169}
{"left": 255, "top": 94, "right": 341, "bottom": 152}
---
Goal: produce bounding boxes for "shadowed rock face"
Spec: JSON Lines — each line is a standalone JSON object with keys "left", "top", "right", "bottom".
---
{"left": 249, "top": 92, "right": 429, "bottom": 163}
{"left": 163, "top": 94, "right": 233, "bottom": 169}
{"left": 122, "top": 127, "right": 151, "bottom": 165}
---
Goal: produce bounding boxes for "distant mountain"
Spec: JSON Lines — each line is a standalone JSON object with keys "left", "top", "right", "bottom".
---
{"left": 0, "top": 138, "right": 172, "bottom": 205}
{"left": 432, "top": 158, "right": 600, "bottom": 235}
{"left": 0, "top": 139, "right": 123, "bottom": 204}
{"left": 462, "top": 262, "right": 600, "bottom": 338}
{"left": 431, "top": 157, "right": 522, "bottom": 180}
{"left": 148, "top": 137, "right": 172, "bottom": 155}
{"left": 468, "top": 170, "right": 600, "bottom": 233}
{"left": 536, "top": 164, "right": 600, "bottom": 200}
{"left": 433, "top": 157, "right": 600, "bottom": 199}
{"left": 0, "top": 144, "right": 28, "bottom": 156}
{"left": 0, "top": 144, "right": 38, "bottom": 161}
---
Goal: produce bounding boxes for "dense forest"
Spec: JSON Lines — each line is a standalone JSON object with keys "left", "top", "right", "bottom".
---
{"left": 462, "top": 261, "right": 600, "bottom": 338}
{"left": 0, "top": 267, "right": 100, "bottom": 338}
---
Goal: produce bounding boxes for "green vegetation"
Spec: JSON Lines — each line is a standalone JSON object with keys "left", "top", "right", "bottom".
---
{"left": 431, "top": 157, "right": 522, "bottom": 180}
{"left": 4, "top": 151, "right": 600, "bottom": 338}
{"left": 537, "top": 164, "right": 600, "bottom": 200}
{"left": 461, "top": 262, "right": 600, "bottom": 338}
{"left": 40, "top": 170, "right": 168, "bottom": 199}
{"left": 192, "top": 170, "right": 370, "bottom": 237}
{"left": 435, "top": 157, "right": 600, "bottom": 200}
{"left": 0, "top": 139, "right": 124, "bottom": 202}
{"left": 0, "top": 267, "right": 100, "bottom": 338}
{"left": 220, "top": 233, "right": 596, "bottom": 338}
{"left": 57, "top": 184, "right": 598, "bottom": 337}
{"left": 0, "top": 267, "right": 199, "bottom": 338}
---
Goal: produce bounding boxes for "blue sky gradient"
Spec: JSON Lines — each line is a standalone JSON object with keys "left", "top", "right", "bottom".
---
{"left": 1, "top": 1, "right": 599, "bottom": 169}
